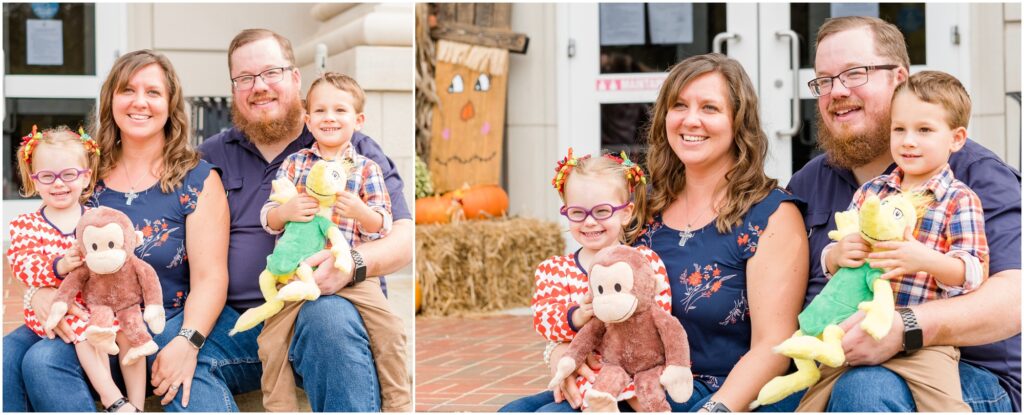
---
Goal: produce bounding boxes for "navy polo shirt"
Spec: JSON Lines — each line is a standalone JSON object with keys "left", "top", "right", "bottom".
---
{"left": 788, "top": 139, "right": 1022, "bottom": 410}
{"left": 199, "top": 126, "right": 410, "bottom": 310}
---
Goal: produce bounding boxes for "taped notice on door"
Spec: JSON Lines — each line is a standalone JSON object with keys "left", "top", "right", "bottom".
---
{"left": 595, "top": 74, "right": 668, "bottom": 92}
{"left": 27, "top": 19, "right": 63, "bottom": 66}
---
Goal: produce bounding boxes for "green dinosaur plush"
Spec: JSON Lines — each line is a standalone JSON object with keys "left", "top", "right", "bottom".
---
{"left": 230, "top": 159, "right": 354, "bottom": 335}
{"left": 751, "top": 192, "right": 931, "bottom": 408}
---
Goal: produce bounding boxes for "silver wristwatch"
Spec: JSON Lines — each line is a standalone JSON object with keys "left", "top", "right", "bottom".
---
{"left": 178, "top": 328, "right": 206, "bottom": 350}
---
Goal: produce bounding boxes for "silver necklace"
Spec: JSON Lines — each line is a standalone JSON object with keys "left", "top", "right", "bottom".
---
{"left": 122, "top": 162, "right": 146, "bottom": 205}
{"left": 678, "top": 191, "right": 711, "bottom": 247}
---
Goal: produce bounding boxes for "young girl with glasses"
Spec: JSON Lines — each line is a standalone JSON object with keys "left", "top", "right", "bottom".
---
{"left": 501, "top": 149, "right": 673, "bottom": 412}
{"left": 8, "top": 125, "right": 143, "bottom": 412}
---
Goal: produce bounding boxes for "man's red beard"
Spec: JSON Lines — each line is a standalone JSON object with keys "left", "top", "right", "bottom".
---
{"left": 816, "top": 100, "right": 892, "bottom": 170}
{"left": 231, "top": 91, "right": 304, "bottom": 146}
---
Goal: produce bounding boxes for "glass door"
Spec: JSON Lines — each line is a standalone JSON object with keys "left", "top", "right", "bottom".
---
{"left": 557, "top": 3, "right": 761, "bottom": 168}
{"left": 760, "top": 3, "right": 966, "bottom": 185}
{"left": 2, "top": 3, "right": 125, "bottom": 225}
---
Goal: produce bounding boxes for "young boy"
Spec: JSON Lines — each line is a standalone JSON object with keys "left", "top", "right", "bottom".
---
{"left": 800, "top": 71, "right": 988, "bottom": 412}
{"left": 258, "top": 72, "right": 410, "bottom": 412}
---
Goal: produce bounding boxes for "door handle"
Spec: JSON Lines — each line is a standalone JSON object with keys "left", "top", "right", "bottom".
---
{"left": 775, "top": 29, "right": 801, "bottom": 139}
{"left": 712, "top": 32, "right": 740, "bottom": 54}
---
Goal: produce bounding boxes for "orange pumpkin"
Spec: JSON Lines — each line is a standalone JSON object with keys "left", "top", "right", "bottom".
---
{"left": 450, "top": 184, "right": 509, "bottom": 220}
{"left": 415, "top": 281, "right": 423, "bottom": 313}
{"left": 415, "top": 195, "right": 453, "bottom": 224}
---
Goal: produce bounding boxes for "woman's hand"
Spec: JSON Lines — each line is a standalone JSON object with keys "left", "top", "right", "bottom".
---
{"left": 32, "top": 286, "right": 88, "bottom": 343}
{"left": 151, "top": 336, "right": 199, "bottom": 407}
{"left": 549, "top": 343, "right": 601, "bottom": 409}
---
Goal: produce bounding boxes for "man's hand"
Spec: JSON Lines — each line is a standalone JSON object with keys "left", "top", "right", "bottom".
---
{"left": 838, "top": 310, "right": 904, "bottom": 366}
{"left": 827, "top": 233, "right": 870, "bottom": 274}
{"left": 304, "top": 249, "right": 354, "bottom": 294}
{"left": 868, "top": 226, "right": 941, "bottom": 280}
{"left": 276, "top": 194, "right": 319, "bottom": 223}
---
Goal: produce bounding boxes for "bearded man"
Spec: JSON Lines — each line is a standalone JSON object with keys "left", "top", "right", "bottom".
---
{"left": 198, "top": 29, "right": 412, "bottom": 411}
{"left": 788, "top": 16, "right": 1021, "bottom": 412}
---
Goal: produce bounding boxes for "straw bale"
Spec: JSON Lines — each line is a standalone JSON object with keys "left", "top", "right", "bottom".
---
{"left": 416, "top": 217, "right": 563, "bottom": 316}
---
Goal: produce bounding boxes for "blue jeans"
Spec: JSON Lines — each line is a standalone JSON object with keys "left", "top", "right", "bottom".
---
{"left": 826, "top": 362, "right": 1012, "bottom": 412}
{"left": 4, "top": 325, "right": 41, "bottom": 412}
{"left": 10, "top": 295, "right": 380, "bottom": 412}
{"left": 498, "top": 381, "right": 803, "bottom": 412}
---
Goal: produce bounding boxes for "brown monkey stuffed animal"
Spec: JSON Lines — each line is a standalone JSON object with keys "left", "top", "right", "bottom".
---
{"left": 548, "top": 245, "right": 693, "bottom": 412}
{"left": 45, "top": 207, "right": 165, "bottom": 365}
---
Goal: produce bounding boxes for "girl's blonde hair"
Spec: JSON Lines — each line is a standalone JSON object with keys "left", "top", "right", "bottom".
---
{"left": 559, "top": 153, "right": 648, "bottom": 244}
{"left": 16, "top": 126, "right": 99, "bottom": 203}
{"left": 639, "top": 53, "right": 777, "bottom": 239}
{"left": 91, "top": 49, "right": 198, "bottom": 193}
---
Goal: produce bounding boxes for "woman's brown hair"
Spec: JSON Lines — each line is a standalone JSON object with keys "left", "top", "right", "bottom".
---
{"left": 92, "top": 49, "right": 199, "bottom": 193}
{"left": 631, "top": 53, "right": 777, "bottom": 242}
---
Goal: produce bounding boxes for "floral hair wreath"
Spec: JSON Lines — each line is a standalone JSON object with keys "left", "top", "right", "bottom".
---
{"left": 20, "top": 125, "right": 100, "bottom": 163}
{"left": 551, "top": 147, "right": 647, "bottom": 195}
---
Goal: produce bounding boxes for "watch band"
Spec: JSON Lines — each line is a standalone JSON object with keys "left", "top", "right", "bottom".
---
{"left": 347, "top": 250, "right": 367, "bottom": 287}
{"left": 701, "top": 400, "right": 731, "bottom": 412}
{"left": 178, "top": 328, "right": 206, "bottom": 350}
{"left": 897, "top": 307, "right": 923, "bottom": 354}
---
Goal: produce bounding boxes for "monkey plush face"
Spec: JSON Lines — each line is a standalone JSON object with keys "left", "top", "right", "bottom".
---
{"left": 589, "top": 245, "right": 658, "bottom": 324}
{"left": 76, "top": 207, "right": 139, "bottom": 274}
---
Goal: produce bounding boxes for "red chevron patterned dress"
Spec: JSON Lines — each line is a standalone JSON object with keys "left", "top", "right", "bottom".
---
{"left": 7, "top": 209, "right": 91, "bottom": 341}
{"left": 532, "top": 245, "right": 672, "bottom": 406}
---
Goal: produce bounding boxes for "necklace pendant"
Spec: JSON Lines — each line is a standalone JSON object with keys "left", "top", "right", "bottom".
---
{"left": 125, "top": 190, "right": 138, "bottom": 206}
{"left": 679, "top": 230, "right": 694, "bottom": 247}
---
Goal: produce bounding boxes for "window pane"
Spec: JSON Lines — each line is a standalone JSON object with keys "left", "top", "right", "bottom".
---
{"left": 601, "top": 102, "right": 652, "bottom": 168}
{"left": 4, "top": 98, "right": 96, "bottom": 200}
{"left": 4, "top": 3, "right": 96, "bottom": 75}
{"left": 791, "top": 3, "right": 926, "bottom": 69}
{"left": 600, "top": 3, "right": 727, "bottom": 74}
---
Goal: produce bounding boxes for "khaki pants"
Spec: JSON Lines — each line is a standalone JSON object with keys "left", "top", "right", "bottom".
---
{"left": 798, "top": 346, "right": 969, "bottom": 412}
{"left": 257, "top": 277, "right": 412, "bottom": 412}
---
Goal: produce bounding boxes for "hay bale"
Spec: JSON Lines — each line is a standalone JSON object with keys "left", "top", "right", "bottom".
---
{"left": 416, "top": 217, "right": 564, "bottom": 316}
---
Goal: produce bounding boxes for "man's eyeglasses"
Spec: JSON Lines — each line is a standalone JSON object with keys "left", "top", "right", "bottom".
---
{"left": 560, "top": 202, "right": 630, "bottom": 223}
{"left": 31, "top": 168, "right": 90, "bottom": 184}
{"left": 807, "top": 65, "right": 899, "bottom": 97}
{"left": 231, "top": 66, "right": 294, "bottom": 91}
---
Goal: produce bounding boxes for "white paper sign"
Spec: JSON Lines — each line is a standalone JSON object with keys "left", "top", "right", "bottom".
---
{"left": 831, "top": 3, "right": 880, "bottom": 18}
{"left": 649, "top": 3, "right": 694, "bottom": 45}
{"left": 600, "top": 4, "right": 645, "bottom": 46}
{"left": 27, "top": 19, "right": 63, "bottom": 66}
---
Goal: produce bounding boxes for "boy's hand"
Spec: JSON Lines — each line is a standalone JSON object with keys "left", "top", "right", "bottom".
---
{"left": 828, "top": 233, "right": 870, "bottom": 272}
{"left": 334, "top": 191, "right": 372, "bottom": 222}
{"left": 868, "top": 226, "right": 935, "bottom": 279}
{"left": 277, "top": 194, "right": 319, "bottom": 223}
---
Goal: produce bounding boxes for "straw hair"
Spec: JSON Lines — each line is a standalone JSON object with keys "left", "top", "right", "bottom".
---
{"left": 436, "top": 40, "right": 508, "bottom": 76}
{"left": 92, "top": 50, "right": 199, "bottom": 193}
{"left": 228, "top": 28, "right": 296, "bottom": 74}
{"left": 816, "top": 16, "right": 911, "bottom": 71}
{"left": 893, "top": 71, "right": 972, "bottom": 129}
{"left": 637, "top": 53, "right": 776, "bottom": 239}
{"left": 416, "top": 217, "right": 564, "bottom": 316}
{"left": 307, "top": 72, "right": 366, "bottom": 113}
{"left": 16, "top": 126, "right": 99, "bottom": 203}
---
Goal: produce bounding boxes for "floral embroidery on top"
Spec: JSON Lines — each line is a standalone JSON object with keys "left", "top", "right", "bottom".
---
{"left": 679, "top": 263, "right": 735, "bottom": 312}
{"left": 178, "top": 185, "right": 201, "bottom": 211}
{"left": 736, "top": 223, "right": 762, "bottom": 254}
{"left": 719, "top": 289, "right": 749, "bottom": 326}
{"left": 695, "top": 374, "right": 722, "bottom": 390}
{"left": 167, "top": 244, "right": 187, "bottom": 269}
{"left": 171, "top": 290, "right": 187, "bottom": 308}
{"left": 136, "top": 219, "right": 179, "bottom": 260}
{"left": 637, "top": 218, "right": 664, "bottom": 248}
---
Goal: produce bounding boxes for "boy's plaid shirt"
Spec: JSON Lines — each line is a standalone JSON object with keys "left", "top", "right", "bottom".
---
{"left": 260, "top": 142, "right": 392, "bottom": 246}
{"left": 849, "top": 164, "right": 988, "bottom": 306}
